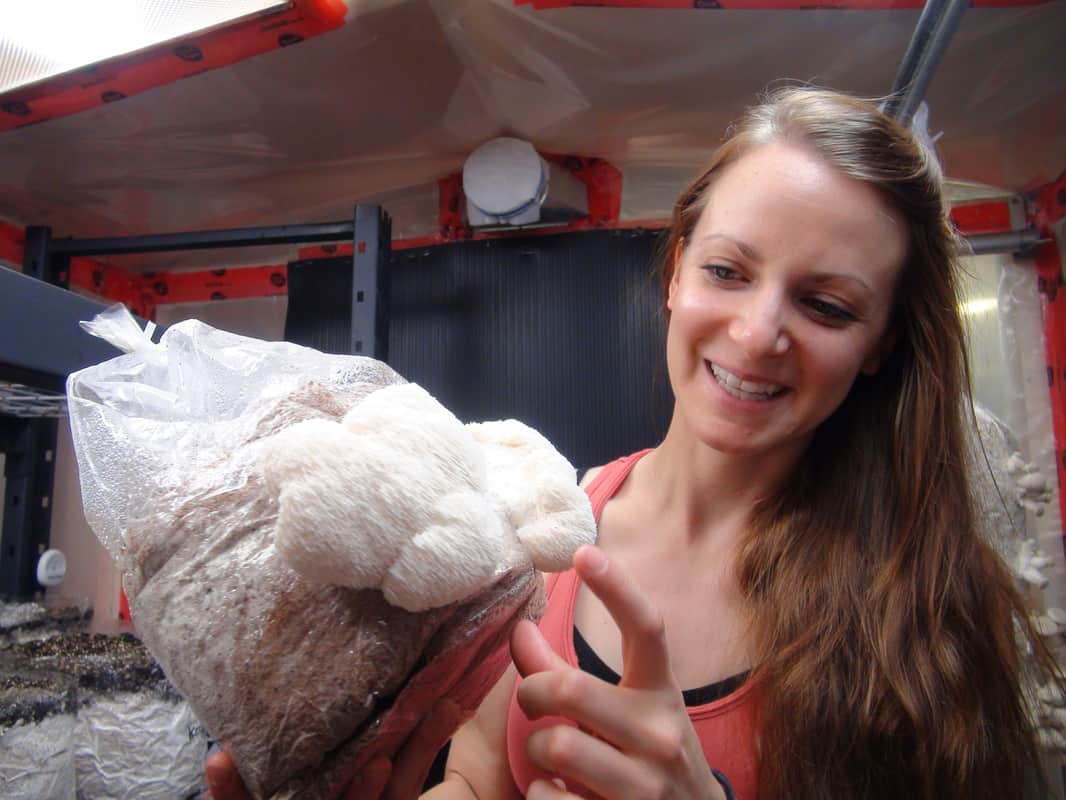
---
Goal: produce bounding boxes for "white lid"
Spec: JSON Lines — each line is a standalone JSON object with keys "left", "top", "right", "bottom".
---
{"left": 36, "top": 548, "right": 67, "bottom": 588}
{"left": 462, "top": 137, "right": 546, "bottom": 217}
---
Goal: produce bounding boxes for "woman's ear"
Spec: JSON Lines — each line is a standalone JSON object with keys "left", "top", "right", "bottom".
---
{"left": 666, "top": 238, "right": 685, "bottom": 312}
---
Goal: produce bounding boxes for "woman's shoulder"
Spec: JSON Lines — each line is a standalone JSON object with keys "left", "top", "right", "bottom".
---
{"left": 580, "top": 449, "right": 656, "bottom": 490}
{"left": 579, "top": 465, "right": 606, "bottom": 489}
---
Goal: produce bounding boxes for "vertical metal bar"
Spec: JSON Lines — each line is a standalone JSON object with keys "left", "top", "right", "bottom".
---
{"left": 0, "top": 417, "right": 58, "bottom": 600}
{"left": 884, "top": 0, "right": 946, "bottom": 116}
{"left": 351, "top": 205, "right": 392, "bottom": 361}
{"left": 23, "top": 225, "right": 53, "bottom": 281}
{"left": 884, "top": 0, "right": 970, "bottom": 126}
{"left": 22, "top": 224, "right": 70, "bottom": 287}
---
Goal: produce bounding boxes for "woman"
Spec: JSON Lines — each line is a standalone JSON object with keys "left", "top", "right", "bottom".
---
{"left": 208, "top": 88, "right": 1054, "bottom": 800}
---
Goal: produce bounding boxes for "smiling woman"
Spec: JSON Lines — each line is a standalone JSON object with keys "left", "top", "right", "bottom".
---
{"left": 664, "top": 141, "right": 905, "bottom": 461}
{"left": 206, "top": 87, "right": 1062, "bottom": 800}
{"left": 637, "top": 87, "right": 1059, "bottom": 800}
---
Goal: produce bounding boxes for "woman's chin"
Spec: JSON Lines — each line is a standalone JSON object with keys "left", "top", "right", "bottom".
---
{"left": 692, "top": 427, "right": 768, "bottom": 456}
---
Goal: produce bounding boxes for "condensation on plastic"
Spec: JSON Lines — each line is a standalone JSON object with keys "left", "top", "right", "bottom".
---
{"left": 953, "top": 255, "right": 1050, "bottom": 576}
{"left": 66, "top": 303, "right": 405, "bottom": 560}
{"left": 64, "top": 304, "right": 541, "bottom": 799}
{"left": 961, "top": 255, "right": 1014, "bottom": 425}
{"left": 0, "top": 2, "right": 1062, "bottom": 270}
{"left": 965, "top": 402, "right": 1025, "bottom": 569}
{"left": 999, "top": 241, "right": 1066, "bottom": 613}
{"left": 0, "top": 695, "right": 206, "bottom": 800}
{"left": 957, "top": 252, "right": 1061, "bottom": 576}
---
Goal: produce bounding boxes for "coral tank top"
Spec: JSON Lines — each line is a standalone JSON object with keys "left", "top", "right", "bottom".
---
{"left": 506, "top": 450, "right": 759, "bottom": 799}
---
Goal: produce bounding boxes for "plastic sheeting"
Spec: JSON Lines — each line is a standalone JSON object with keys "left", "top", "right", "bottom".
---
{"left": 0, "top": 696, "right": 207, "bottom": 800}
{"left": 997, "top": 248, "right": 1065, "bottom": 607}
{"left": 0, "top": 0, "right": 1062, "bottom": 271}
{"left": 73, "top": 692, "right": 207, "bottom": 800}
{"left": 961, "top": 250, "right": 1064, "bottom": 605}
{"left": 0, "top": 600, "right": 209, "bottom": 799}
{"left": 0, "top": 713, "right": 78, "bottom": 800}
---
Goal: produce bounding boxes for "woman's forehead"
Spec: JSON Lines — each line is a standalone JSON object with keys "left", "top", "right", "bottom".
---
{"left": 690, "top": 143, "right": 907, "bottom": 275}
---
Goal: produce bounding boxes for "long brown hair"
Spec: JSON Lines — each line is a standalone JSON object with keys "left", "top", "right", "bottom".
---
{"left": 661, "top": 88, "right": 1053, "bottom": 798}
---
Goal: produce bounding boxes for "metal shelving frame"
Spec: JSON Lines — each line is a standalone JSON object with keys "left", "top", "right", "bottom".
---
{"left": 3, "top": 2, "right": 1061, "bottom": 598}
{"left": 0, "top": 204, "right": 391, "bottom": 599}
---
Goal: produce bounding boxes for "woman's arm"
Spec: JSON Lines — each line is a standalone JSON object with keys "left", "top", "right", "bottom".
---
{"left": 418, "top": 465, "right": 602, "bottom": 798}
{"left": 424, "top": 664, "right": 523, "bottom": 800}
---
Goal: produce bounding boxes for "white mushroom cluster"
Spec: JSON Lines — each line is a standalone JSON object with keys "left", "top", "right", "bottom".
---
{"left": 261, "top": 383, "right": 596, "bottom": 612}
{"left": 1006, "top": 452, "right": 1054, "bottom": 518}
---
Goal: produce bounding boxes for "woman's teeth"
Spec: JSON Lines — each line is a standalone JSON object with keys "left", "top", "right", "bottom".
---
{"left": 709, "top": 363, "right": 785, "bottom": 401}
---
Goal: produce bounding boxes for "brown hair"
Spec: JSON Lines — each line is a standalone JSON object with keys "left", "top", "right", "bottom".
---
{"left": 661, "top": 88, "right": 1053, "bottom": 798}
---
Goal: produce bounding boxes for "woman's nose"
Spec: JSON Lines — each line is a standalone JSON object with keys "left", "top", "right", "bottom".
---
{"left": 728, "top": 294, "right": 790, "bottom": 357}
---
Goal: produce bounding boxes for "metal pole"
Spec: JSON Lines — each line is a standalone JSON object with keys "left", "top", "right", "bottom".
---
{"left": 884, "top": 0, "right": 946, "bottom": 115}
{"left": 964, "top": 229, "right": 1045, "bottom": 257}
{"left": 884, "top": 0, "right": 970, "bottom": 126}
{"left": 350, "top": 205, "right": 391, "bottom": 361}
{"left": 50, "top": 220, "right": 356, "bottom": 257}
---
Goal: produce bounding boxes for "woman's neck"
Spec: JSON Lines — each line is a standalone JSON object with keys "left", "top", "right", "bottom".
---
{"left": 636, "top": 415, "right": 807, "bottom": 544}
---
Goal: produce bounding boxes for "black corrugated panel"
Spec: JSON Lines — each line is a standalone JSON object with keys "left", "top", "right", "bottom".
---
{"left": 285, "top": 257, "right": 353, "bottom": 356}
{"left": 286, "top": 229, "right": 673, "bottom": 471}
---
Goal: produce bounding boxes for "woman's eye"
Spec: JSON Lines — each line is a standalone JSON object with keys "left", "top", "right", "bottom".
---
{"left": 704, "top": 264, "right": 741, "bottom": 281}
{"left": 805, "top": 298, "right": 856, "bottom": 323}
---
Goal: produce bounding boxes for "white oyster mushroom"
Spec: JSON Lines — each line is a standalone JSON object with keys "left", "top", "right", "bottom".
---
{"left": 1017, "top": 472, "right": 1049, "bottom": 492}
{"left": 1005, "top": 452, "right": 1029, "bottom": 477}
{"left": 1038, "top": 727, "right": 1066, "bottom": 752}
{"left": 1038, "top": 682, "right": 1066, "bottom": 708}
{"left": 1005, "top": 452, "right": 1053, "bottom": 517}
{"left": 1015, "top": 540, "right": 1051, "bottom": 589}
{"left": 1033, "top": 614, "right": 1060, "bottom": 638}
{"left": 1046, "top": 608, "right": 1066, "bottom": 626}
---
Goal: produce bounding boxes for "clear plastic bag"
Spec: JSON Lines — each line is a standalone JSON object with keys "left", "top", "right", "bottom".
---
{"left": 65, "top": 305, "right": 549, "bottom": 799}
{"left": 67, "top": 304, "right": 405, "bottom": 561}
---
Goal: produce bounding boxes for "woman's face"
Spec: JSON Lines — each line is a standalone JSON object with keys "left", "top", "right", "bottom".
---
{"left": 666, "top": 141, "right": 906, "bottom": 458}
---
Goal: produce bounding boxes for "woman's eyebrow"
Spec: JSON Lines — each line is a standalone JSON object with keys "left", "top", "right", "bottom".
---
{"left": 697, "top": 233, "right": 761, "bottom": 262}
{"left": 808, "top": 272, "right": 873, "bottom": 295}
{"left": 695, "top": 235, "right": 875, "bottom": 296}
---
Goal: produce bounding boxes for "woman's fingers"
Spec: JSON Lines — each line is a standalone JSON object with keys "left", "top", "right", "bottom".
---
{"left": 343, "top": 758, "right": 392, "bottom": 800}
{"left": 380, "top": 698, "right": 464, "bottom": 800}
{"left": 526, "top": 778, "right": 583, "bottom": 800}
{"left": 204, "top": 749, "right": 252, "bottom": 800}
{"left": 511, "top": 618, "right": 570, "bottom": 678}
{"left": 573, "top": 545, "right": 675, "bottom": 691}
{"left": 516, "top": 668, "right": 682, "bottom": 763}
{"left": 526, "top": 724, "right": 669, "bottom": 800}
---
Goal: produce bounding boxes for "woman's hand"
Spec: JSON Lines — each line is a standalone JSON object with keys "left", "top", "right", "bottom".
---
{"left": 511, "top": 545, "right": 727, "bottom": 800}
{"left": 203, "top": 698, "right": 463, "bottom": 800}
